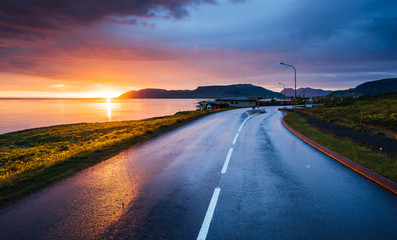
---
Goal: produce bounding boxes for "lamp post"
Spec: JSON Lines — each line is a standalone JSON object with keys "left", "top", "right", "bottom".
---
{"left": 280, "top": 62, "right": 296, "bottom": 110}
{"left": 278, "top": 82, "right": 285, "bottom": 100}
{"left": 278, "top": 82, "right": 286, "bottom": 108}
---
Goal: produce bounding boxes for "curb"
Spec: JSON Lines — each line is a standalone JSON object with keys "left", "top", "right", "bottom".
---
{"left": 281, "top": 115, "right": 397, "bottom": 194}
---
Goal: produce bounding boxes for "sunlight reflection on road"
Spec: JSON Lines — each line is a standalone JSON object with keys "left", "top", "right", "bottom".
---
{"left": 0, "top": 150, "right": 148, "bottom": 239}
{"left": 43, "top": 151, "right": 144, "bottom": 239}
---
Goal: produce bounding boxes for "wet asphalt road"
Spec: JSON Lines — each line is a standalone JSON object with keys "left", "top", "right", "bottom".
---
{"left": 0, "top": 107, "right": 396, "bottom": 240}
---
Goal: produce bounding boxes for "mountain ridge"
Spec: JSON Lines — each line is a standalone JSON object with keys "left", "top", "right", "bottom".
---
{"left": 281, "top": 78, "right": 397, "bottom": 97}
{"left": 281, "top": 87, "right": 332, "bottom": 97}
{"left": 332, "top": 78, "right": 397, "bottom": 96}
{"left": 118, "top": 84, "right": 284, "bottom": 99}
{"left": 118, "top": 78, "right": 397, "bottom": 99}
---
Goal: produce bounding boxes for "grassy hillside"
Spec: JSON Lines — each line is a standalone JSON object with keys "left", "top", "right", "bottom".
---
{"left": 305, "top": 91, "right": 397, "bottom": 139}
{"left": 0, "top": 110, "right": 219, "bottom": 205}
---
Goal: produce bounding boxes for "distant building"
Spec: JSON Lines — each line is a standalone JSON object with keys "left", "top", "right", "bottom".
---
{"left": 196, "top": 100, "right": 216, "bottom": 110}
{"left": 306, "top": 98, "right": 313, "bottom": 108}
{"left": 277, "top": 98, "right": 292, "bottom": 104}
{"left": 215, "top": 97, "right": 257, "bottom": 107}
{"left": 257, "top": 98, "right": 274, "bottom": 103}
{"left": 257, "top": 98, "right": 292, "bottom": 106}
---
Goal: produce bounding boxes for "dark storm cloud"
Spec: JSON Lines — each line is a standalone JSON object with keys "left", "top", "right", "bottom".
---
{"left": 0, "top": 0, "right": 216, "bottom": 40}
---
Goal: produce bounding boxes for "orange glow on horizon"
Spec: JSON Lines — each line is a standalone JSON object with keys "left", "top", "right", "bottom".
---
{"left": 87, "top": 90, "right": 120, "bottom": 99}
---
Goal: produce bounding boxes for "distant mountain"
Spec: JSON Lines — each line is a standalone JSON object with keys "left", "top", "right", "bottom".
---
{"left": 118, "top": 89, "right": 191, "bottom": 98}
{"left": 332, "top": 78, "right": 397, "bottom": 97}
{"left": 331, "top": 89, "right": 352, "bottom": 97}
{"left": 119, "top": 84, "right": 284, "bottom": 99}
{"left": 281, "top": 87, "right": 332, "bottom": 97}
{"left": 353, "top": 78, "right": 397, "bottom": 95}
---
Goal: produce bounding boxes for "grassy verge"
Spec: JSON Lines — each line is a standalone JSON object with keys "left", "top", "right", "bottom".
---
{"left": 0, "top": 110, "right": 222, "bottom": 205}
{"left": 305, "top": 92, "right": 397, "bottom": 139}
{"left": 283, "top": 111, "right": 397, "bottom": 182}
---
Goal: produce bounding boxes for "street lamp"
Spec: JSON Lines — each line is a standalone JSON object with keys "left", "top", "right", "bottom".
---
{"left": 280, "top": 62, "right": 297, "bottom": 110}
{"left": 278, "top": 82, "right": 285, "bottom": 100}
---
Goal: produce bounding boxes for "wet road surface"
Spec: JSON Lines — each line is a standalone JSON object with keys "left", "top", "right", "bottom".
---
{"left": 0, "top": 107, "right": 396, "bottom": 239}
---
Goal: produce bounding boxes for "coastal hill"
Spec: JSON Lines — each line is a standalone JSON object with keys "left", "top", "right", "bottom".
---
{"left": 118, "top": 84, "right": 284, "bottom": 99}
{"left": 281, "top": 88, "right": 332, "bottom": 97}
{"left": 281, "top": 78, "right": 397, "bottom": 97}
{"left": 332, "top": 78, "right": 397, "bottom": 96}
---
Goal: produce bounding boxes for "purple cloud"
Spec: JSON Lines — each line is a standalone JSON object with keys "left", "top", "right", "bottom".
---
{"left": 0, "top": 0, "right": 217, "bottom": 40}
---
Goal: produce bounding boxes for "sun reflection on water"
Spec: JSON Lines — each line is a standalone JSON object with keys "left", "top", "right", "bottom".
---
{"left": 107, "top": 98, "right": 112, "bottom": 120}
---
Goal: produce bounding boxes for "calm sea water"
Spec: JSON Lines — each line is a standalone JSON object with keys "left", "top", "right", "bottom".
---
{"left": 0, "top": 98, "right": 204, "bottom": 134}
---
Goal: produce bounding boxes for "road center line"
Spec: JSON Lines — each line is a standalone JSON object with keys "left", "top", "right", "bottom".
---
{"left": 232, "top": 133, "right": 239, "bottom": 144}
{"left": 221, "top": 148, "right": 234, "bottom": 174}
{"left": 238, "top": 113, "right": 257, "bottom": 132}
{"left": 197, "top": 112, "right": 258, "bottom": 240}
{"left": 197, "top": 187, "right": 221, "bottom": 240}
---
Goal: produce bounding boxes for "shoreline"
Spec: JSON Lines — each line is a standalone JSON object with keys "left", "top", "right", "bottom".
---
{"left": 0, "top": 98, "right": 205, "bottom": 135}
{"left": 0, "top": 110, "right": 223, "bottom": 206}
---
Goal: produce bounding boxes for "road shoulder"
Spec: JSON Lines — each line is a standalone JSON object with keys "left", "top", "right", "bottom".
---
{"left": 281, "top": 110, "right": 397, "bottom": 194}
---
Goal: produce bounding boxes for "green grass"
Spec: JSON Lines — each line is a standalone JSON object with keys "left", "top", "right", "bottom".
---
{"left": 284, "top": 112, "right": 397, "bottom": 182}
{"left": 305, "top": 92, "right": 397, "bottom": 139}
{"left": 0, "top": 110, "right": 221, "bottom": 205}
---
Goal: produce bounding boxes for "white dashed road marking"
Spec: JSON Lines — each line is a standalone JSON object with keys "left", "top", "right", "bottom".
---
{"left": 197, "top": 111, "right": 258, "bottom": 240}
{"left": 221, "top": 148, "right": 234, "bottom": 174}
{"left": 197, "top": 188, "right": 221, "bottom": 240}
